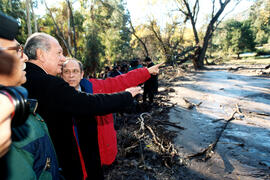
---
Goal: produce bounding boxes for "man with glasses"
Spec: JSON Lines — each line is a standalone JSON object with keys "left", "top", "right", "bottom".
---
{"left": 0, "top": 41, "right": 27, "bottom": 86}
{"left": 23, "top": 32, "right": 141, "bottom": 180}
{"left": 0, "top": 12, "right": 60, "bottom": 179}
{"left": 61, "top": 58, "right": 161, "bottom": 179}
{"left": 0, "top": 13, "right": 27, "bottom": 158}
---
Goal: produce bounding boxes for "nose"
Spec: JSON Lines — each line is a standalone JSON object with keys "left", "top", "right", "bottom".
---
{"left": 21, "top": 53, "right": 28, "bottom": 63}
{"left": 22, "top": 53, "right": 28, "bottom": 62}
{"left": 60, "top": 55, "right": 66, "bottom": 63}
{"left": 69, "top": 72, "right": 74, "bottom": 77}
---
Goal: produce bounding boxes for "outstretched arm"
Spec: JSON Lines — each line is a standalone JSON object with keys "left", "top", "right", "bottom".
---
{"left": 90, "top": 63, "right": 163, "bottom": 93}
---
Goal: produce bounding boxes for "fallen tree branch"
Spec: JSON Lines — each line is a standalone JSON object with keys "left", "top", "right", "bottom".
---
{"left": 124, "top": 142, "right": 139, "bottom": 152}
{"left": 188, "top": 104, "right": 240, "bottom": 161}
{"left": 137, "top": 112, "right": 151, "bottom": 131}
{"left": 212, "top": 118, "right": 224, "bottom": 123}
{"left": 146, "top": 125, "right": 166, "bottom": 153}
{"left": 228, "top": 66, "right": 244, "bottom": 71}
{"left": 265, "top": 64, "right": 270, "bottom": 69}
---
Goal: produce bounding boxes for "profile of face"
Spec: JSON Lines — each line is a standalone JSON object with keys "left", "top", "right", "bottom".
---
{"left": 39, "top": 38, "right": 66, "bottom": 76}
{"left": 61, "top": 60, "right": 84, "bottom": 90}
{"left": 0, "top": 38, "right": 28, "bottom": 86}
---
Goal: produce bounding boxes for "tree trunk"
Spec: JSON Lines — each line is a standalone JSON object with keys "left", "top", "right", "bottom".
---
{"left": 26, "top": 0, "right": 32, "bottom": 36}
{"left": 237, "top": 53, "right": 240, "bottom": 59}
{"left": 149, "top": 21, "right": 171, "bottom": 63}
{"left": 30, "top": 0, "right": 38, "bottom": 32}
{"left": 194, "top": 0, "right": 231, "bottom": 70}
{"left": 129, "top": 20, "right": 149, "bottom": 57}
{"left": 179, "top": 0, "right": 232, "bottom": 70}
{"left": 183, "top": 0, "right": 199, "bottom": 44}
{"left": 44, "top": 0, "right": 74, "bottom": 57}
{"left": 66, "top": 0, "right": 77, "bottom": 58}
{"left": 67, "top": 7, "right": 71, "bottom": 49}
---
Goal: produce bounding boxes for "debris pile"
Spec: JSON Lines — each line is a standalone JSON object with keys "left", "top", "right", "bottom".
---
{"left": 103, "top": 65, "right": 200, "bottom": 180}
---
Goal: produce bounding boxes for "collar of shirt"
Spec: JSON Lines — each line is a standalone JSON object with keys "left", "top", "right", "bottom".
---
{"left": 78, "top": 85, "right": 82, "bottom": 92}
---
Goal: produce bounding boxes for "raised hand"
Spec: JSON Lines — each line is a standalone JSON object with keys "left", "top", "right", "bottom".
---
{"left": 125, "top": 86, "right": 142, "bottom": 97}
{"left": 147, "top": 62, "right": 164, "bottom": 75}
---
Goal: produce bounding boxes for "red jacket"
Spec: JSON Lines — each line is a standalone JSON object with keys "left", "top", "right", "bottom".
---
{"left": 89, "top": 67, "right": 150, "bottom": 165}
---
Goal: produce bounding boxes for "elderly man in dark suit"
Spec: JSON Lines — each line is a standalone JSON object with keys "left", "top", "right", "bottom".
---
{"left": 22, "top": 32, "right": 141, "bottom": 180}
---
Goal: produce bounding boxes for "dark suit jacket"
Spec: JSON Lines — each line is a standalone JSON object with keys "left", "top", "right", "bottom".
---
{"left": 144, "top": 62, "right": 158, "bottom": 92}
{"left": 23, "top": 62, "right": 133, "bottom": 180}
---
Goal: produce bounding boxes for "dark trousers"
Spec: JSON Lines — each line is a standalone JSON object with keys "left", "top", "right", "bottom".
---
{"left": 143, "top": 89, "right": 154, "bottom": 103}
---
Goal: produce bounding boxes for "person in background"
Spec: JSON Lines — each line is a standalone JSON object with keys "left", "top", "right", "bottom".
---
{"left": 23, "top": 32, "right": 141, "bottom": 180}
{"left": 128, "top": 58, "right": 143, "bottom": 71}
{"left": 61, "top": 58, "right": 161, "bottom": 176}
{"left": 109, "top": 64, "right": 122, "bottom": 77}
{"left": 102, "top": 66, "right": 111, "bottom": 79}
{"left": 143, "top": 57, "right": 158, "bottom": 104}
{"left": 120, "top": 63, "right": 129, "bottom": 74}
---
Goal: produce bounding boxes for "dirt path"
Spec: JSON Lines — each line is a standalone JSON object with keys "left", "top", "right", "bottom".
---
{"left": 168, "top": 65, "right": 270, "bottom": 179}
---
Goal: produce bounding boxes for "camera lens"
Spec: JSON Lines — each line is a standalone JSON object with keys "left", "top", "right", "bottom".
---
{"left": 0, "top": 85, "right": 29, "bottom": 127}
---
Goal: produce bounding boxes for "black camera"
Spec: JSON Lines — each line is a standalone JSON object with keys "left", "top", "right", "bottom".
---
{"left": 0, "top": 12, "right": 18, "bottom": 40}
{"left": 0, "top": 85, "right": 29, "bottom": 127}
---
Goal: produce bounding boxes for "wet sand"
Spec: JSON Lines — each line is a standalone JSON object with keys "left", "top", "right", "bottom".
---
{"left": 168, "top": 65, "right": 270, "bottom": 179}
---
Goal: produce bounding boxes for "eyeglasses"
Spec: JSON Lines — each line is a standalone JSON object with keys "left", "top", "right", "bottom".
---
{"left": 0, "top": 44, "right": 24, "bottom": 58}
{"left": 62, "top": 69, "right": 81, "bottom": 75}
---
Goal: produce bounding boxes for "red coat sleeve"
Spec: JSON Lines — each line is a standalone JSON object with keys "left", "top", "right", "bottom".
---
{"left": 89, "top": 67, "right": 151, "bottom": 94}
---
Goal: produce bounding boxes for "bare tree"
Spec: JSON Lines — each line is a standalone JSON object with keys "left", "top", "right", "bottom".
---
{"left": 129, "top": 19, "right": 149, "bottom": 57}
{"left": 176, "top": 0, "right": 241, "bottom": 69}
{"left": 149, "top": 20, "right": 171, "bottom": 63}
{"left": 148, "top": 19, "right": 184, "bottom": 64}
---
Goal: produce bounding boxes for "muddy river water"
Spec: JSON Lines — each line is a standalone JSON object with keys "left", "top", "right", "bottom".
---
{"left": 168, "top": 66, "right": 270, "bottom": 179}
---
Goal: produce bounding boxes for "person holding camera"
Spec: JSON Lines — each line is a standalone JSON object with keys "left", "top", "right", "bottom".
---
{"left": 22, "top": 32, "right": 142, "bottom": 180}
{"left": 0, "top": 12, "right": 60, "bottom": 179}
{"left": 0, "top": 49, "right": 17, "bottom": 158}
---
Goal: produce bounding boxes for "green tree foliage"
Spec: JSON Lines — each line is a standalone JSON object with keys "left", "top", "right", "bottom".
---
{"left": 220, "top": 19, "right": 255, "bottom": 58}
{"left": 249, "top": 0, "right": 270, "bottom": 45}
{"left": 83, "top": 26, "right": 105, "bottom": 77}
{"left": 79, "top": 0, "right": 133, "bottom": 75}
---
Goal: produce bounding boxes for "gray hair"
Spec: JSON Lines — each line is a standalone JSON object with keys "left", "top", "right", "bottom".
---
{"left": 24, "top": 32, "right": 52, "bottom": 60}
{"left": 62, "top": 58, "right": 84, "bottom": 73}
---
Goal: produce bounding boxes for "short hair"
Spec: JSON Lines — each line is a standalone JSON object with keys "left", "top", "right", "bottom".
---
{"left": 62, "top": 57, "right": 83, "bottom": 73}
{"left": 24, "top": 33, "right": 52, "bottom": 60}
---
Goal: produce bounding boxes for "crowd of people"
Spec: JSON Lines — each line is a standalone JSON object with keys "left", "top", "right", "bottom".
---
{"left": 100, "top": 58, "right": 159, "bottom": 104}
{"left": 0, "top": 12, "right": 161, "bottom": 180}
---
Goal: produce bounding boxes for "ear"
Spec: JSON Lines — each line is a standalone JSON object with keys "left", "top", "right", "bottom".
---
{"left": 81, "top": 71, "right": 84, "bottom": 80}
{"left": 36, "top": 49, "right": 45, "bottom": 63}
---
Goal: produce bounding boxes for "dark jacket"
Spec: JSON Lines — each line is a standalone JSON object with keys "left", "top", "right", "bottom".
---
{"left": 79, "top": 67, "right": 150, "bottom": 166}
{"left": 144, "top": 62, "right": 158, "bottom": 93}
{"left": 0, "top": 100, "right": 60, "bottom": 180}
{"left": 23, "top": 62, "right": 134, "bottom": 180}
